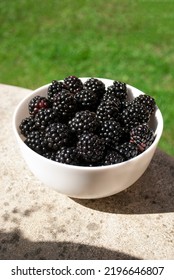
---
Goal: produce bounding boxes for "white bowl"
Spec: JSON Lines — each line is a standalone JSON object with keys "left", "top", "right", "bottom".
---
{"left": 13, "top": 78, "right": 163, "bottom": 199}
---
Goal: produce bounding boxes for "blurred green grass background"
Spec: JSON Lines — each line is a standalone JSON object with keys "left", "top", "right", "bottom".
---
{"left": 0, "top": 0, "right": 173, "bottom": 156}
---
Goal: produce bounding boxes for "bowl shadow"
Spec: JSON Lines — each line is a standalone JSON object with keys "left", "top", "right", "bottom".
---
{"left": 73, "top": 149, "right": 174, "bottom": 214}
{"left": 0, "top": 229, "right": 140, "bottom": 260}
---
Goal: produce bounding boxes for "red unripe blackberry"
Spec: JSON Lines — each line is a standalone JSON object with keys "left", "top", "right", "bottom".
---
{"left": 28, "top": 95, "right": 50, "bottom": 115}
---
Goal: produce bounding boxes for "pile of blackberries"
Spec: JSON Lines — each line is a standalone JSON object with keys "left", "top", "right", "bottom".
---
{"left": 19, "top": 76, "right": 156, "bottom": 166}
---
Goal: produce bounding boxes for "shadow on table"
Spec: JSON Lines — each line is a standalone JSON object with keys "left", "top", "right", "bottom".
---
{"left": 0, "top": 229, "right": 140, "bottom": 260}
{"left": 73, "top": 149, "right": 174, "bottom": 214}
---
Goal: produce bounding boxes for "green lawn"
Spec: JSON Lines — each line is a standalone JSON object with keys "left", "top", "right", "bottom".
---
{"left": 1, "top": 0, "right": 174, "bottom": 156}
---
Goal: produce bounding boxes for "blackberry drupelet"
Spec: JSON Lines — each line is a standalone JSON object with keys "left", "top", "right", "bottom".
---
{"left": 99, "top": 119, "right": 123, "bottom": 148}
{"left": 47, "top": 80, "right": 66, "bottom": 102}
{"left": 28, "top": 96, "right": 50, "bottom": 115}
{"left": 54, "top": 146, "right": 79, "bottom": 165}
{"left": 115, "top": 142, "right": 139, "bottom": 160}
{"left": 130, "top": 123, "right": 155, "bottom": 152}
{"left": 121, "top": 102, "right": 150, "bottom": 131}
{"left": 52, "top": 89, "right": 77, "bottom": 121}
{"left": 104, "top": 150, "right": 124, "bottom": 165}
{"left": 19, "top": 116, "right": 36, "bottom": 137}
{"left": 24, "top": 131, "right": 47, "bottom": 155}
{"left": 69, "top": 110, "right": 98, "bottom": 135}
{"left": 74, "top": 88, "right": 98, "bottom": 110}
{"left": 77, "top": 133, "right": 105, "bottom": 163}
{"left": 42, "top": 151, "right": 56, "bottom": 161}
{"left": 96, "top": 100, "right": 119, "bottom": 124}
{"left": 83, "top": 78, "right": 106, "bottom": 100}
{"left": 34, "top": 108, "right": 58, "bottom": 131}
{"left": 133, "top": 94, "right": 156, "bottom": 115}
{"left": 44, "top": 122, "right": 71, "bottom": 151}
{"left": 64, "top": 75, "right": 83, "bottom": 94}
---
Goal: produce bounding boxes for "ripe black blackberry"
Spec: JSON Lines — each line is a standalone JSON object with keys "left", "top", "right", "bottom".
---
{"left": 24, "top": 131, "right": 47, "bottom": 155}
{"left": 54, "top": 146, "right": 79, "bottom": 165}
{"left": 44, "top": 122, "right": 71, "bottom": 151}
{"left": 121, "top": 102, "right": 150, "bottom": 132}
{"left": 83, "top": 78, "right": 106, "bottom": 100}
{"left": 130, "top": 123, "right": 155, "bottom": 152}
{"left": 77, "top": 133, "right": 105, "bottom": 163}
{"left": 69, "top": 110, "right": 98, "bottom": 135}
{"left": 19, "top": 116, "right": 36, "bottom": 137}
{"left": 106, "top": 82, "right": 127, "bottom": 101}
{"left": 34, "top": 108, "right": 58, "bottom": 131}
{"left": 96, "top": 100, "right": 119, "bottom": 124}
{"left": 74, "top": 88, "right": 98, "bottom": 110}
{"left": 28, "top": 96, "right": 50, "bottom": 115}
{"left": 52, "top": 89, "right": 77, "bottom": 121}
{"left": 99, "top": 120, "right": 123, "bottom": 148}
{"left": 47, "top": 80, "right": 66, "bottom": 102}
{"left": 104, "top": 150, "right": 124, "bottom": 165}
{"left": 133, "top": 94, "right": 156, "bottom": 115}
{"left": 113, "top": 80, "right": 127, "bottom": 93}
{"left": 64, "top": 75, "right": 83, "bottom": 94}
{"left": 115, "top": 142, "right": 139, "bottom": 160}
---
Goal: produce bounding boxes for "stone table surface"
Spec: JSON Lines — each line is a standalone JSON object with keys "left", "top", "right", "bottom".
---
{"left": 0, "top": 83, "right": 174, "bottom": 260}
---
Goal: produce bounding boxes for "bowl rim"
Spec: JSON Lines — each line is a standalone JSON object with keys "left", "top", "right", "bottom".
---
{"left": 13, "top": 77, "right": 164, "bottom": 171}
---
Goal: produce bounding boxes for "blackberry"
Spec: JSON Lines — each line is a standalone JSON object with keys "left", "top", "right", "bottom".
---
{"left": 130, "top": 123, "right": 155, "bottom": 152}
{"left": 74, "top": 88, "right": 98, "bottom": 110}
{"left": 102, "top": 92, "right": 121, "bottom": 108}
{"left": 34, "top": 108, "right": 58, "bottom": 131}
{"left": 99, "top": 120, "right": 123, "bottom": 148}
{"left": 113, "top": 80, "right": 127, "bottom": 93}
{"left": 77, "top": 133, "right": 105, "bottom": 163}
{"left": 106, "top": 83, "right": 127, "bottom": 101}
{"left": 115, "top": 142, "right": 139, "bottom": 160}
{"left": 52, "top": 89, "right": 77, "bottom": 121}
{"left": 64, "top": 75, "right": 83, "bottom": 94}
{"left": 19, "top": 116, "right": 36, "bottom": 137}
{"left": 69, "top": 110, "right": 98, "bottom": 135}
{"left": 47, "top": 80, "right": 66, "bottom": 102}
{"left": 104, "top": 150, "right": 124, "bottom": 165}
{"left": 28, "top": 96, "right": 50, "bottom": 115}
{"left": 54, "top": 146, "right": 79, "bottom": 165}
{"left": 24, "top": 131, "right": 47, "bottom": 155}
{"left": 96, "top": 100, "right": 119, "bottom": 124}
{"left": 121, "top": 102, "right": 150, "bottom": 132}
{"left": 84, "top": 78, "right": 106, "bottom": 100}
{"left": 133, "top": 94, "right": 156, "bottom": 115}
{"left": 44, "top": 122, "right": 71, "bottom": 151}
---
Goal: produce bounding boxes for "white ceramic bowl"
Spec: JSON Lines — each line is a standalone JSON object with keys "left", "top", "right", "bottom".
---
{"left": 13, "top": 78, "right": 163, "bottom": 199}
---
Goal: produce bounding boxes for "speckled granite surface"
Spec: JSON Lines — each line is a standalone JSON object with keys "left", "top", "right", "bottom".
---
{"left": 0, "top": 83, "right": 174, "bottom": 260}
